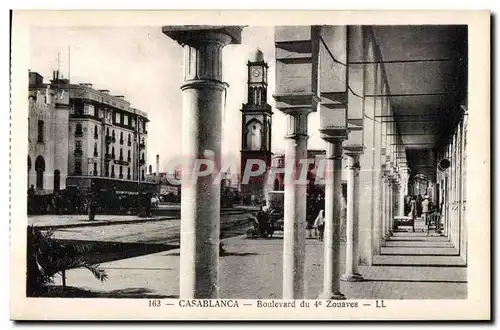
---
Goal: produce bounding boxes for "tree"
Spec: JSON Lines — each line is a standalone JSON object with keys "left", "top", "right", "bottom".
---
{"left": 26, "top": 226, "right": 108, "bottom": 296}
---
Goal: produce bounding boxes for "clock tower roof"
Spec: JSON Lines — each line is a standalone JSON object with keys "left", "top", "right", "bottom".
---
{"left": 251, "top": 49, "right": 265, "bottom": 63}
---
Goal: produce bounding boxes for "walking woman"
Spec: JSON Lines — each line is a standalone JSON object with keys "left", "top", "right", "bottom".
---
{"left": 313, "top": 210, "right": 325, "bottom": 242}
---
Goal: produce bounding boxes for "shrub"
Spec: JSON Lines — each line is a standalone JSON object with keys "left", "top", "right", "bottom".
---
{"left": 26, "top": 225, "right": 108, "bottom": 296}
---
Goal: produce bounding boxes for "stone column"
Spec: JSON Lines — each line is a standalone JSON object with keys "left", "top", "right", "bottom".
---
{"left": 381, "top": 171, "right": 388, "bottom": 240}
{"left": 319, "top": 138, "right": 346, "bottom": 299}
{"left": 282, "top": 112, "right": 309, "bottom": 299}
{"left": 162, "top": 26, "right": 243, "bottom": 299}
{"left": 399, "top": 180, "right": 405, "bottom": 216}
{"left": 342, "top": 148, "right": 363, "bottom": 281}
{"left": 274, "top": 26, "right": 321, "bottom": 299}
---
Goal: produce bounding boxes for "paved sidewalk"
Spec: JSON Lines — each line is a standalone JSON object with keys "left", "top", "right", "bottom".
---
{"left": 55, "top": 231, "right": 467, "bottom": 299}
{"left": 28, "top": 214, "right": 177, "bottom": 229}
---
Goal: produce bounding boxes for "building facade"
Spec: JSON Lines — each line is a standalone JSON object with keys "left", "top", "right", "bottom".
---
{"left": 28, "top": 71, "right": 149, "bottom": 193}
{"left": 28, "top": 71, "right": 70, "bottom": 194}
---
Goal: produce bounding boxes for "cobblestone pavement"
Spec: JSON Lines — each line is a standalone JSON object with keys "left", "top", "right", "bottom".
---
{"left": 56, "top": 229, "right": 467, "bottom": 299}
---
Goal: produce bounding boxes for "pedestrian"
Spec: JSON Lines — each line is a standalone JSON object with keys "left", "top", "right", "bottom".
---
{"left": 409, "top": 196, "right": 417, "bottom": 232}
{"left": 422, "top": 195, "right": 431, "bottom": 227}
{"left": 27, "top": 184, "right": 35, "bottom": 215}
{"left": 313, "top": 210, "right": 325, "bottom": 242}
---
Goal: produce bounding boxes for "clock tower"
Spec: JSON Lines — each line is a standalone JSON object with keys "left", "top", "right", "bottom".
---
{"left": 240, "top": 49, "right": 273, "bottom": 203}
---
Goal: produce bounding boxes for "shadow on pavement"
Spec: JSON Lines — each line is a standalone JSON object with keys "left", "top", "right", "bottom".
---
{"left": 40, "top": 286, "right": 179, "bottom": 298}
{"left": 54, "top": 239, "right": 180, "bottom": 265}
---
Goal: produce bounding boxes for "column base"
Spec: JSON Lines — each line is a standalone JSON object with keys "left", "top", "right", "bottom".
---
{"left": 318, "top": 291, "right": 346, "bottom": 300}
{"left": 341, "top": 273, "right": 364, "bottom": 282}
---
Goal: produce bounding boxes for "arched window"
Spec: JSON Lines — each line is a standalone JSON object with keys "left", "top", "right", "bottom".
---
{"left": 75, "top": 123, "right": 83, "bottom": 136}
{"left": 53, "top": 169, "right": 60, "bottom": 191}
{"left": 245, "top": 119, "right": 262, "bottom": 151}
{"left": 37, "top": 120, "right": 44, "bottom": 143}
{"left": 35, "top": 156, "right": 45, "bottom": 189}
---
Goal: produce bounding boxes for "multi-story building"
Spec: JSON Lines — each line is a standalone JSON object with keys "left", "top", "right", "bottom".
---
{"left": 28, "top": 71, "right": 150, "bottom": 193}
{"left": 28, "top": 71, "right": 70, "bottom": 194}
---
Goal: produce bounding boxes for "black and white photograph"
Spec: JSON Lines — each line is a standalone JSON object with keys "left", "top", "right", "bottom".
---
{"left": 10, "top": 10, "right": 490, "bottom": 320}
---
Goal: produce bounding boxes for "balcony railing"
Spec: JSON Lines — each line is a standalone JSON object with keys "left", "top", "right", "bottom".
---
{"left": 75, "top": 131, "right": 83, "bottom": 137}
{"left": 110, "top": 172, "right": 115, "bottom": 178}
{"left": 105, "top": 153, "right": 112, "bottom": 161}
{"left": 120, "top": 139, "right": 124, "bottom": 145}
{"left": 74, "top": 149, "right": 83, "bottom": 156}
{"left": 139, "top": 143, "right": 145, "bottom": 150}
{"left": 94, "top": 134, "right": 99, "bottom": 140}
{"left": 119, "top": 174, "right": 123, "bottom": 179}
{"left": 93, "top": 151, "right": 98, "bottom": 157}
{"left": 105, "top": 136, "right": 112, "bottom": 144}
{"left": 127, "top": 141, "right": 132, "bottom": 147}
{"left": 139, "top": 159, "right": 145, "bottom": 166}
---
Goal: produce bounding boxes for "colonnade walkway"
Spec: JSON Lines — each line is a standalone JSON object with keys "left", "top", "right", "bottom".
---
{"left": 56, "top": 218, "right": 467, "bottom": 299}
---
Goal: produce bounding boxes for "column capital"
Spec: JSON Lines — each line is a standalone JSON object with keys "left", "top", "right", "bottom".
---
{"left": 274, "top": 93, "right": 320, "bottom": 115}
{"left": 343, "top": 144, "right": 364, "bottom": 156}
{"left": 319, "top": 128, "right": 349, "bottom": 142}
{"left": 162, "top": 26, "right": 243, "bottom": 46}
{"left": 163, "top": 26, "right": 243, "bottom": 86}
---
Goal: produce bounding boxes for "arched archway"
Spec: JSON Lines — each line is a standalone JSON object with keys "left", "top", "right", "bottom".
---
{"left": 53, "top": 169, "right": 60, "bottom": 191}
{"left": 35, "top": 156, "right": 45, "bottom": 189}
{"left": 245, "top": 118, "right": 262, "bottom": 151}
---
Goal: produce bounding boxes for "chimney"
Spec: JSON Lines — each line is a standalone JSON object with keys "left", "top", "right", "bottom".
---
{"left": 156, "top": 155, "right": 160, "bottom": 175}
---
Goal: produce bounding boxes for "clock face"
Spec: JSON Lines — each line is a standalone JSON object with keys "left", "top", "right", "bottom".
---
{"left": 251, "top": 68, "right": 261, "bottom": 78}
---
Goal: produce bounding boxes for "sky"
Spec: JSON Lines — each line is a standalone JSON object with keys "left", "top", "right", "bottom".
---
{"left": 30, "top": 26, "right": 326, "bottom": 173}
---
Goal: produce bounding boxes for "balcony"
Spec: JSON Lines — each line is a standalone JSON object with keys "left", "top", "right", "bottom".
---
{"left": 75, "top": 131, "right": 83, "bottom": 138}
{"left": 112, "top": 136, "right": 116, "bottom": 143}
{"left": 74, "top": 149, "right": 83, "bottom": 156}
{"left": 120, "top": 139, "right": 124, "bottom": 145}
{"left": 94, "top": 134, "right": 99, "bottom": 140}
{"left": 112, "top": 153, "right": 116, "bottom": 159}
{"left": 119, "top": 155, "right": 124, "bottom": 161}
{"left": 139, "top": 159, "right": 145, "bottom": 166}
{"left": 105, "top": 153, "right": 112, "bottom": 161}
{"left": 139, "top": 143, "right": 145, "bottom": 150}
{"left": 114, "top": 159, "right": 129, "bottom": 166}
{"left": 119, "top": 173, "right": 123, "bottom": 179}
{"left": 127, "top": 141, "right": 132, "bottom": 147}
{"left": 93, "top": 151, "right": 98, "bottom": 158}
{"left": 111, "top": 173, "right": 115, "bottom": 178}
{"left": 105, "top": 136, "right": 113, "bottom": 144}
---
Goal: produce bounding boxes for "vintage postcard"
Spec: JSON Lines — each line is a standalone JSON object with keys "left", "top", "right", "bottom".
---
{"left": 10, "top": 10, "right": 490, "bottom": 320}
